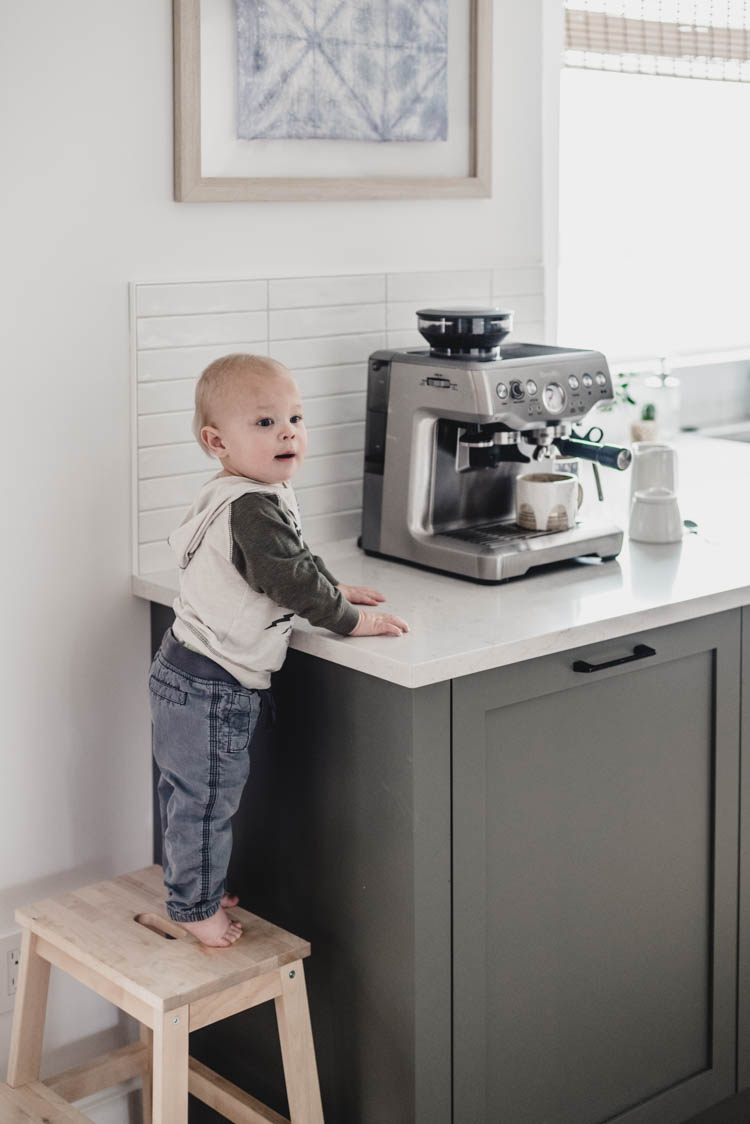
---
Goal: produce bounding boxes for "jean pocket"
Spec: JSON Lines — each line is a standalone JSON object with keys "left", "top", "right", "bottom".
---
{"left": 149, "top": 674, "right": 187, "bottom": 707}
{"left": 218, "top": 688, "right": 261, "bottom": 753}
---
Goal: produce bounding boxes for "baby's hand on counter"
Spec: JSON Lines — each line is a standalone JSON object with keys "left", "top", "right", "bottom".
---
{"left": 350, "top": 609, "right": 410, "bottom": 637}
{"left": 337, "top": 583, "right": 386, "bottom": 606}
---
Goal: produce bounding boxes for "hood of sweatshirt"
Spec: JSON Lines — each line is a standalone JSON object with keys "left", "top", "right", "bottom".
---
{"left": 169, "top": 474, "right": 286, "bottom": 569}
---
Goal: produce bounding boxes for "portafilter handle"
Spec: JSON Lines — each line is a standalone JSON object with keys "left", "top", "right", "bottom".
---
{"left": 555, "top": 436, "right": 632, "bottom": 471}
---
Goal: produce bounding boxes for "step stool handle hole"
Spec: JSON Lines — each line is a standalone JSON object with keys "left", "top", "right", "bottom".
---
{"left": 134, "top": 912, "right": 187, "bottom": 941}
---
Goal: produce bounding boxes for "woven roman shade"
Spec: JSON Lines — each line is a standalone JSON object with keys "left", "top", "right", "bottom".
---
{"left": 564, "top": 1, "right": 750, "bottom": 81}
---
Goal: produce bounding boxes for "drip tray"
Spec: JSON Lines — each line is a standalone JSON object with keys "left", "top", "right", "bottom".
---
{"left": 439, "top": 520, "right": 563, "bottom": 546}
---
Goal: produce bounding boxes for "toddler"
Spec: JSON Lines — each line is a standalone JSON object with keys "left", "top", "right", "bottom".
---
{"left": 149, "top": 353, "right": 408, "bottom": 947}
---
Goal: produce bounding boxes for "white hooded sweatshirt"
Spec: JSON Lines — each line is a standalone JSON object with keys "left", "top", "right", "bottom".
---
{"left": 169, "top": 475, "right": 307, "bottom": 689}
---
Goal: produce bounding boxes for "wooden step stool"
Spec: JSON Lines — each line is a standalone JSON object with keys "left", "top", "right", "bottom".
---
{"left": 2, "top": 865, "right": 325, "bottom": 1124}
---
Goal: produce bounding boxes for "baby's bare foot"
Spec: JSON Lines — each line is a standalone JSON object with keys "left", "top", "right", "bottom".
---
{"left": 178, "top": 909, "right": 243, "bottom": 947}
{"left": 221, "top": 892, "right": 239, "bottom": 908}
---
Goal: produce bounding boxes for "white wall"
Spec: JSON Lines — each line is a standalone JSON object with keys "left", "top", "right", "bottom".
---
{"left": 0, "top": 1, "right": 545, "bottom": 1116}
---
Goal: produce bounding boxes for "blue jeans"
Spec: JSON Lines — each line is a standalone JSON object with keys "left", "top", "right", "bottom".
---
{"left": 148, "top": 629, "right": 271, "bottom": 922}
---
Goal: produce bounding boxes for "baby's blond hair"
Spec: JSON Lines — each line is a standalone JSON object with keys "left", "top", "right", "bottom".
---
{"left": 193, "top": 353, "right": 288, "bottom": 456}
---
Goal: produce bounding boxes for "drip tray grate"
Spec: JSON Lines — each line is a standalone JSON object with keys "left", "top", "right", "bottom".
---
{"left": 439, "top": 520, "right": 566, "bottom": 546}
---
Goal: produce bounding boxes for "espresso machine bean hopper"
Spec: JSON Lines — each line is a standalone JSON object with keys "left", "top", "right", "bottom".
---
{"left": 359, "top": 308, "right": 632, "bottom": 582}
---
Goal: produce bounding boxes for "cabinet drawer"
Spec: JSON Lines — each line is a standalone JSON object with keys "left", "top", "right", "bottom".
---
{"left": 463, "top": 610, "right": 739, "bottom": 708}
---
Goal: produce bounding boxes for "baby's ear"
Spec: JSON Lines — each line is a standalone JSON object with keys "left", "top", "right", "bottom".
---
{"left": 201, "top": 425, "right": 226, "bottom": 456}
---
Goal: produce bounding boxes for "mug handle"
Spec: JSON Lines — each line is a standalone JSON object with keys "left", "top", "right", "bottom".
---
{"left": 576, "top": 482, "right": 584, "bottom": 509}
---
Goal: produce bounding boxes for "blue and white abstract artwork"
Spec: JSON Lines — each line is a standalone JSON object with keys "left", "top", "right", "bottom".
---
{"left": 236, "top": 0, "right": 448, "bottom": 142}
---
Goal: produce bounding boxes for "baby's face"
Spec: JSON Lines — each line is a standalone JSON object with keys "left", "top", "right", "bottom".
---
{"left": 204, "top": 369, "right": 307, "bottom": 484}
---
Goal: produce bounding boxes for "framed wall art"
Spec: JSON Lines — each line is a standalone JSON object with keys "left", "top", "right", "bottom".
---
{"left": 173, "top": 0, "right": 492, "bottom": 201}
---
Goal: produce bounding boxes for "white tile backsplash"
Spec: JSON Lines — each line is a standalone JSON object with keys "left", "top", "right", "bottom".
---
{"left": 138, "top": 378, "right": 197, "bottom": 414}
{"left": 293, "top": 363, "right": 368, "bottom": 398}
{"left": 295, "top": 479, "right": 364, "bottom": 516}
{"left": 137, "top": 311, "right": 268, "bottom": 350}
{"left": 300, "top": 422, "right": 366, "bottom": 457}
{"left": 302, "top": 393, "right": 367, "bottom": 427}
{"left": 270, "top": 332, "right": 387, "bottom": 370}
{"left": 131, "top": 267, "right": 546, "bottom": 573}
{"left": 386, "top": 269, "right": 491, "bottom": 302}
{"left": 513, "top": 321, "right": 546, "bottom": 343}
{"left": 140, "top": 506, "right": 188, "bottom": 544}
{"left": 386, "top": 329, "right": 429, "bottom": 351}
{"left": 492, "top": 267, "right": 544, "bottom": 295}
{"left": 269, "top": 274, "right": 385, "bottom": 308}
{"left": 136, "top": 280, "right": 267, "bottom": 317}
{"left": 290, "top": 451, "right": 364, "bottom": 488}
{"left": 138, "top": 411, "right": 193, "bottom": 447}
{"left": 138, "top": 342, "right": 268, "bottom": 381}
{"left": 139, "top": 442, "right": 208, "bottom": 480}
{"left": 139, "top": 472, "right": 215, "bottom": 512}
{"left": 270, "top": 302, "right": 385, "bottom": 340}
{"left": 492, "top": 294, "right": 544, "bottom": 323}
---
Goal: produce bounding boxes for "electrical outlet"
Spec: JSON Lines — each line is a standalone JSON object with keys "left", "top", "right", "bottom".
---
{"left": 0, "top": 932, "right": 22, "bottom": 1015}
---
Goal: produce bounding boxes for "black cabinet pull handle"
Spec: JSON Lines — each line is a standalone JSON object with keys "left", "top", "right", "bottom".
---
{"left": 572, "top": 644, "right": 656, "bottom": 674}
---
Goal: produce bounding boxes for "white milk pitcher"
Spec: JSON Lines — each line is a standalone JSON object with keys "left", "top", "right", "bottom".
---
{"left": 629, "top": 442, "right": 678, "bottom": 499}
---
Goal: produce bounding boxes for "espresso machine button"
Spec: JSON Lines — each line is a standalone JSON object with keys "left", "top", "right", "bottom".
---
{"left": 525, "top": 379, "right": 538, "bottom": 397}
{"left": 582, "top": 373, "right": 593, "bottom": 388}
{"left": 495, "top": 381, "right": 509, "bottom": 401}
{"left": 568, "top": 374, "right": 580, "bottom": 391}
{"left": 595, "top": 371, "right": 607, "bottom": 386}
{"left": 510, "top": 379, "right": 525, "bottom": 401}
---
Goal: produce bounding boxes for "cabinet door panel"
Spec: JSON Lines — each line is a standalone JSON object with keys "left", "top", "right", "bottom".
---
{"left": 453, "top": 612, "right": 740, "bottom": 1124}
{"left": 738, "top": 605, "right": 750, "bottom": 1090}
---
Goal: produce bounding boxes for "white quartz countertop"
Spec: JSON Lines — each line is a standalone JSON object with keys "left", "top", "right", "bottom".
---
{"left": 133, "top": 435, "right": 750, "bottom": 688}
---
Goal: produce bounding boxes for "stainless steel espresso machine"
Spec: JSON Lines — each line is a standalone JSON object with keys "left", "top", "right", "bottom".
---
{"left": 360, "top": 308, "right": 632, "bottom": 582}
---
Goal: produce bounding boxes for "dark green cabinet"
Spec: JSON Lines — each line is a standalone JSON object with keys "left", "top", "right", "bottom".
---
{"left": 452, "top": 611, "right": 741, "bottom": 1124}
{"left": 738, "top": 606, "right": 750, "bottom": 1092}
{"left": 149, "top": 603, "right": 745, "bottom": 1124}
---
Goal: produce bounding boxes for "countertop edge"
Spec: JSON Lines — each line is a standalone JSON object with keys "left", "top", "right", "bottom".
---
{"left": 411, "top": 588, "right": 750, "bottom": 688}
{"left": 131, "top": 572, "right": 750, "bottom": 689}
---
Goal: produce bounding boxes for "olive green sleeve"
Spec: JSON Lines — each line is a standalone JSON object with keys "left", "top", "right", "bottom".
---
{"left": 310, "top": 552, "right": 339, "bottom": 585}
{"left": 230, "top": 493, "right": 359, "bottom": 636}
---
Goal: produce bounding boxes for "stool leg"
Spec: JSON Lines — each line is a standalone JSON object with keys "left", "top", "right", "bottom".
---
{"left": 274, "top": 961, "right": 324, "bottom": 1124}
{"left": 152, "top": 1005, "right": 189, "bottom": 1124}
{"left": 140, "top": 1023, "right": 153, "bottom": 1124}
{"left": 7, "top": 929, "right": 51, "bottom": 1086}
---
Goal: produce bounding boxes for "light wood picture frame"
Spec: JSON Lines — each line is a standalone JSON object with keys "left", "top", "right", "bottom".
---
{"left": 173, "top": 0, "right": 492, "bottom": 202}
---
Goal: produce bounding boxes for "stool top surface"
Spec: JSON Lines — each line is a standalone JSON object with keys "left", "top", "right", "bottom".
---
{"left": 15, "top": 865, "right": 310, "bottom": 1011}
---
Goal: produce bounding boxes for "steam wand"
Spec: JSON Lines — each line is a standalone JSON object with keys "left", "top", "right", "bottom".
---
{"left": 555, "top": 434, "right": 632, "bottom": 472}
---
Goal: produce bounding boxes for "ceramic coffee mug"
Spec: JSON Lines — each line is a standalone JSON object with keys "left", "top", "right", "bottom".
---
{"left": 516, "top": 472, "right": 583, "bottom": 532}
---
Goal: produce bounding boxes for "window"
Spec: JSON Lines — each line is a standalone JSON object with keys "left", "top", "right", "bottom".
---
{"left": 556, "top": 1, "right": 750, "bottom": 363}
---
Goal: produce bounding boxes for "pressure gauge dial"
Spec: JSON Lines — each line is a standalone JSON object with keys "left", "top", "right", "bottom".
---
{"left": 543, "top": 382, "right": 566, "bottom": 414}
